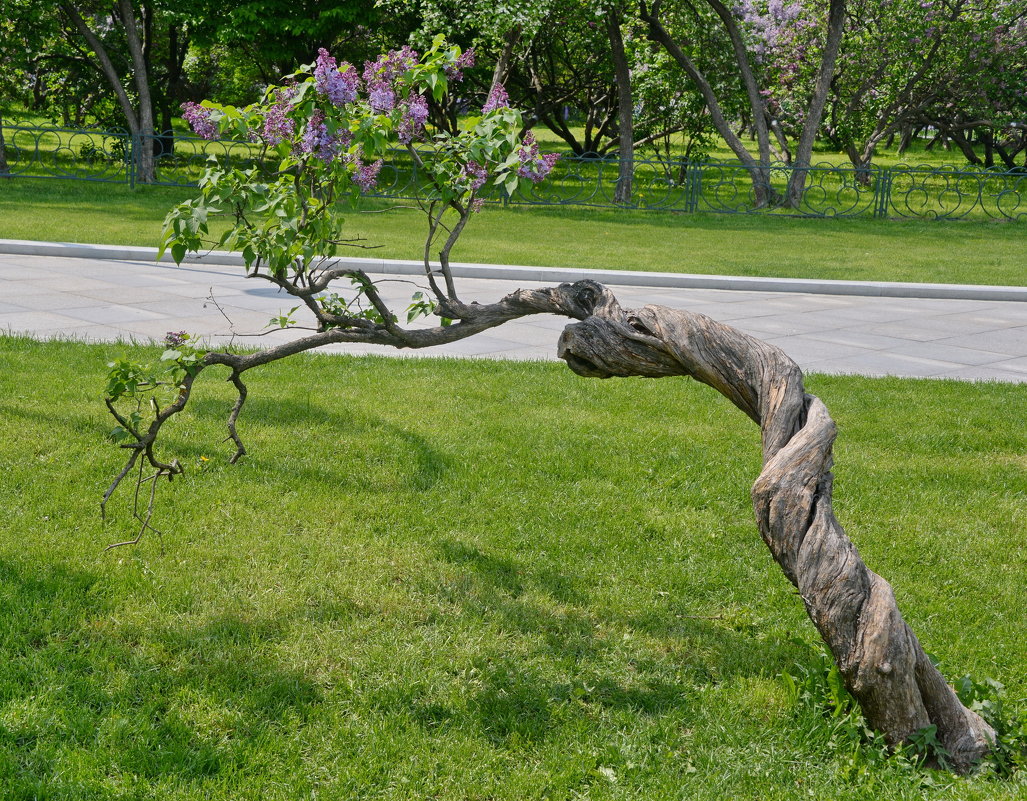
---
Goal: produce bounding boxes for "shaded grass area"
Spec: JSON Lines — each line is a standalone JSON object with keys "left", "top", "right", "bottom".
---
{"left": 0, "top": 336, "right": 1024, "bottom": 799}
{"left": 0, "top": 178, "right": 1025, "bottom": 286}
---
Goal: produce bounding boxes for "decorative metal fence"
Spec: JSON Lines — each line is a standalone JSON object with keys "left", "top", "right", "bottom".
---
{"left": 3, "top": 124, "right": 1026, "bottom": 222}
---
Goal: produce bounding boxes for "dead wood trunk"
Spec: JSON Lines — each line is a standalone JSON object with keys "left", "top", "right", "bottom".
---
{"left": 553, "top": 281, "right": 994, "bottom": 772}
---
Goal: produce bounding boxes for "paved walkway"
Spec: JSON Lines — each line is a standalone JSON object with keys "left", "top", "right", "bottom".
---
{"left": 2, "top": 251, "right": 1027, "bottom": 382}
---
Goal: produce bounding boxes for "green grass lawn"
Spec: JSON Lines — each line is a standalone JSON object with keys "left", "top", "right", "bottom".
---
{"left": 1, "top": 336, "right": 1025, "bottom": 799}
{"left": 1, "top": 178, "right": 1025, "bottom": 286}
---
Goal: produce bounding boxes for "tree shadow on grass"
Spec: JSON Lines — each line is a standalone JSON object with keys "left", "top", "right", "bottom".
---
{"left": 189, "top": 395, "right": 452, "bottom": 492}
{"left": 414, "top": 538, "right": 805, "bottom": 747}
{"left": 0, "top": 558, "right": 321, "bottom": 797}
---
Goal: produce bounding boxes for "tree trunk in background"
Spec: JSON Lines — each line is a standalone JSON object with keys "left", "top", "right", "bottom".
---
{"left": 490, "top": 26, "right": 521, "bottom": 95}
{"left": 607, "top": 11, "right": 634, "bottom": 204}
{"left": 786, "top": 0, "right": 846, "bottom": 207}
{"left": 118, "top": 0, "right": 155, "bottom": 182}
{"left": 0, "top": 113, "right": 9, "bottom": 176}
{"left": 640, "top": 1, "right": 775, "bottom": 207}
{"left": 553, "top": 281, "right": 995, "bottom": 773}
{"left": 61, "top": 1, "right": 155, "bottom": 182}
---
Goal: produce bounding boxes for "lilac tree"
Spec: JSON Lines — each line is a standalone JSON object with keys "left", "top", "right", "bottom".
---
{"left": 639, "top": 0, "right": 845, "bottom": 208}
{"left": 823, "top": 0, "right": 1027, "bottom": 172}
{"left": 105, "top": 37, "right": 561, "bottom": 500}
{"left": 103, "top": 41, "right": 998, "bottom": 772}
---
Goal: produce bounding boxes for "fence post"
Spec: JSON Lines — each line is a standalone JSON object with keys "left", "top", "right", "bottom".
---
{"left": 128, "top": 133, "right": 137, "bottom": 189}
{"left": 685, "top": 162, "right": 702, "bottom": 213}
{"left": 874, "top": 169, "right": 892, "bottom": 218}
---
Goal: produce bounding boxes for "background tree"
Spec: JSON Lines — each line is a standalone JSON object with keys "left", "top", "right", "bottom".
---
{"left": 824, "top": 0, "right": 1027, "bottom": 174}
{"left": 0, "top": 0, "right": 63, "bottom": 174}
{"left": 59, "top": 1, "right": 161, "bottom": 180}
{"left": 631, "top": 47, "right": 717, "bottom": 180}
{"left": 639, "top": 0, "right": 846, "bottom": 207}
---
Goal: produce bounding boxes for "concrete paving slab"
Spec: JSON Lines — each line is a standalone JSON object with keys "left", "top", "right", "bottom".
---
{"left": 887, "top": 341, "right": 1010, "bottom": 366}
{"left": 761, "top": 337, "right": 873, "bottom": 362}
{"left": 2, "top": 251, "right": 1027, "bottom": 383}
{"left": 804, "top": 351, "right": 964, "bottom": 378}
{"left": 803, "top": 330, "right": 914, "bottom": 351}
{"left": 939, "top": 326, "right": 1027, "bottom": 354}
{"left": 988, "top": 356, "right": 1027, "bottom": 374}
{"left": 59, "top": 304, "right": 167, "bottom": 325}
{"left": 30, "top": 276, "right": 126, "bottom": 294}
{"left": 5, "top": 291, "right": 119, "bottom": 311}
{"left": 934, "top": 366, "right": 1027, "bottom": 382}
{"left": 1, "top": 309, "right": 98, "bottom": 332}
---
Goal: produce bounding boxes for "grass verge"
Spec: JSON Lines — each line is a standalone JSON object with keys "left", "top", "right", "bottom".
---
{"left": 0, "top": 178, "right": 1024, "bottom": 286}
{"left": 1, "top": 336, "right": 1025, "bottom": 799}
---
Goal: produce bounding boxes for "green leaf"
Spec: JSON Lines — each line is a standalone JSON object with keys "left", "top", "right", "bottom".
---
{"left": 170, "top": 242, "right": 186, "bottom": 265}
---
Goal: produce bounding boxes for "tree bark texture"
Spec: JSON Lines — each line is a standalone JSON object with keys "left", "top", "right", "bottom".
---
{"left": 490, "top": 26, "right": 521, "bottom": 95}
{"left": 552, "top": 281, "right": 995, "bottom": 772}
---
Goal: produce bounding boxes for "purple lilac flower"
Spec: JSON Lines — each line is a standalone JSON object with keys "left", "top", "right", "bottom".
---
{"left": 470, "top": 197, "right": 485, "bottom": 213}
{"left": 397, "top": 117, "right": 415, "bottom": 144}
{"left": 352, "top": 157, "right": 383, "bottom": 191}
{"left": 164, "top": 330, "right": 189, "bottom": 347}
{"left": 461, "top": 160, "right": 488, "bottom": 191}
{"left": 369, "top": 81, "right": 396, "bottom": 113}
{"left": 262, "top": 88, "right": 296, "bottom": 146}
{"left": 314, "top": 48, "right": 359, "bottom": 106}
{"left": 300, "top": 110, "right": 343, "bottom": 163}
{"left": 181, "top": 102, "right": 218, "bottom": 140}
{"left": 516, "top": 131, "right": 560, "bottom": 183}
{"left": 362, "top": 45, "right": 419, "bottom": 85}
{"left": 445, "top": 47, "right": 475, "bottom": 81}
{"left": 407, "top": 93, "right": 429, "bottom": 126}
{"left": 396, "top": 94, "right": 430, "bottom": 143}
{"left": 482, "top": 83, "right": 509, "bottom": 114}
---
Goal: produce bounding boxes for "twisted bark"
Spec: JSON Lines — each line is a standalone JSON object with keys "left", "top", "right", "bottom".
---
{"left": 554, "top": 281, "right": 994, "bottom": 772}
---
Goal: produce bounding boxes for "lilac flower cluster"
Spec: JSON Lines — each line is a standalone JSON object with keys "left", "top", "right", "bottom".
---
{"left": 461, "top": 160, "right": 488, "bottom": 191}
{"left": 516, "top": 132, "right": 560, "bottom": 183}
{"left": 734, "top": 0, "right": 805, "bottom": 61}
{"left": 262, "top": 88, "right": 297, "bottom": 146}
{"left": 181, "top": 102, "right": 218, "bottom": 140}
{"left": 314, "top": 48, "right": 359, "bottom": 106}
{"left": 164, "top": 330, "right": 189, "bottom": 347}
{"left": 445, "top": 48, "right": 475, "bottom": 81}
{"left": 482, "top": 83, "right": 510, "bottom": 114}
{"left": 362, "top": 45, "right": 419, "bottom": 86}
{"left": 351, "top": 154, "right": 383, "bottom": 191}
{"left": 369, "top": 82, "right": 396, "bottom": 113}
{"left": 300, "top": 110, "right": 350, "bottom": 163}
{"left": 397, "top": 94, "right": 430, "bottom": 143}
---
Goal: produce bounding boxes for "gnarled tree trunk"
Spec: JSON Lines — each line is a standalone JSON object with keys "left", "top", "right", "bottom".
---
{"left": 102, "top": 266, "right": 996, "bottom": 772}
{"left": 551, "top": 281, "right": 994, "bottom": 772}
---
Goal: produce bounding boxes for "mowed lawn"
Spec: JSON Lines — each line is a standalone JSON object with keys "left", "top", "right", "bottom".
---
{"left": 1, "top": 336, "right": 1024, "bottom": 799}
{"left": 0, "top": 178, "right": 1025, "bottom": 286}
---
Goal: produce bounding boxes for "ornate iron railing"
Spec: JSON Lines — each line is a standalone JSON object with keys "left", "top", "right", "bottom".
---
{"left": 3, "top": 124, "right": 1025, "bottom": 222}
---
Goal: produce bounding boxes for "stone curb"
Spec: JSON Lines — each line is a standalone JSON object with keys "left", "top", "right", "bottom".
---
{"left": 3, "top": 238, "right": 1025, "bottom": 302}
